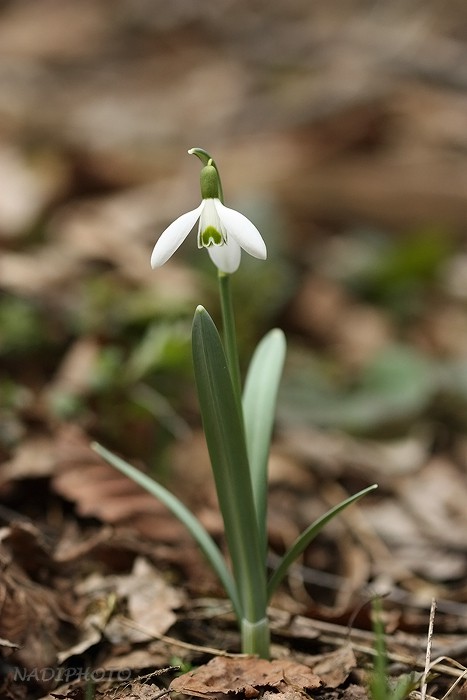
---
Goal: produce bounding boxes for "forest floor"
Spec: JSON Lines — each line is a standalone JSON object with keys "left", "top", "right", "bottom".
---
{"left": 1, "top": 2, "right": 467, "bottom": 699}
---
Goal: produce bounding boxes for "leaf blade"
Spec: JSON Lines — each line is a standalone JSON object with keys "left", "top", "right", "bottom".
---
{"left": 192, "top": 305, "right": 267, "bottom": 622}
{"left": 92, "top": 442, "right": 241, "bottom": 618}
{"left": 267, "top": 484, "right": 378, "bottom": 600}
{"left": 243, "top": 329, "right": 286, "bottom": 556}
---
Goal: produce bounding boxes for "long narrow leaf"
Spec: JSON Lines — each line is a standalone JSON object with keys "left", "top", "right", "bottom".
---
{"left": 192, "top": 306, "right": 267, "bottom": 623}
{"left": 243, "top": 329, "right": 286, "bottom": 557}
{"left": 92, "top": 442, "right": 241, "bottom": 618}
{"left": 267, "top": 484, "right": 377, "bottom": 600}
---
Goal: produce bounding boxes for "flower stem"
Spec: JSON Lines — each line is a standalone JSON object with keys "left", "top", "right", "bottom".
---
{"left": 216, "top": 276, "right": 271, "bottom": 656}
{"left": 192, "top": 148, "right": 270, "bottom": 657}
{"left": 218, "top": 271, "right": 242, "bottom": 403}
{"left": 241, "top": 617, "right": 270, "bottom": 658}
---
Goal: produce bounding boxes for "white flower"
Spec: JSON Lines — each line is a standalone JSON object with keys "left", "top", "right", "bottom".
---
{"left": 150, "top": 198, "right": 267, "bottom": 274}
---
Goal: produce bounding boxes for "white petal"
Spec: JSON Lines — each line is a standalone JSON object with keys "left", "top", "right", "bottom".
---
{"left": 214, "top": 200, "right": 267, "bottom": 260}
{"left": 207, "top": 238, "right": 241, "bottom": 273}
{"left": 150, "top": 202, "right": 204, "bottom": 268}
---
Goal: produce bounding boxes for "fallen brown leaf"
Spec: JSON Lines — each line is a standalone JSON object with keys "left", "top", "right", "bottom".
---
{"left": 79, "top": 556, "right": 184, "bottom": 644}
{"left": 0, "top": 541, "right": 76, "bottom": 683}
{"left": 0, "top": 521, "right": 55, "bottom": 578}
{"left": 170, "top": 656, "right": 321, "bottom": 699}
{"left": 52, "top": 426, "right": 188, "bottom": 543}
{"left": 0, "top": 435, "right": 58, "bottom": 486}
{"left": 306, "top": 645, "right": 356, "bottom": 688}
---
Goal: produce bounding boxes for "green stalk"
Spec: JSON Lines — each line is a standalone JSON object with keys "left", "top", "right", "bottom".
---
{"left": 242, "top": 617, "right": 270, "bottom": 659}
{"left": 218, "top": 271, "right": 242, "bottom": 402}
{"left": 370, "top": 596, "right": 388, "bottom": 700}
{"left": 216, "top": 256, "right": 268, "bottom": 656}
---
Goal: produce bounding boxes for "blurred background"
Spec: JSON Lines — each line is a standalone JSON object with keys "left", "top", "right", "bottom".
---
{"left": 2, "top": 0, "right": 467, "bottom": 640}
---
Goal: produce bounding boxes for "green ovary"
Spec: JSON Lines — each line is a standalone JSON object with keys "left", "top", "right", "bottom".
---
{"left": 201, "top": 226, "right": 224, "bottom": 247}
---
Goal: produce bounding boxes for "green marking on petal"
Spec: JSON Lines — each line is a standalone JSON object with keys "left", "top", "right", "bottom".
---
{"left": 200, "top": 226, "right": 224, "bottom": 247}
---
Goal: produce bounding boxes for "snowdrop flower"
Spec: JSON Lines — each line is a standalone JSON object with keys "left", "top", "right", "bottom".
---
{"left": 150, "top": 162, "right": 267, "bottom": 274}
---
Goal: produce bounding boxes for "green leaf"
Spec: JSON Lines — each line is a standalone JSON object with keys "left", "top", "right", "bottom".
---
{"left": 370, "top": 596, "right": 388, "bottom": 700}
{"left": 390, "top": 675, "right": 420, "bottom": 700}
{"left": 369, "top": 596, "right": 420, "bottom": 700}
{"left": 92, "top": 442, "right": 241, "bottom": 618}
{"left": 192, "top": 305, "right": 267, "bottom": 622}
{"left": 243, "top": 329, "right": 286, "bottom": 557}
{"left": 267, "top": 484, "right": 377, "bottom": 600}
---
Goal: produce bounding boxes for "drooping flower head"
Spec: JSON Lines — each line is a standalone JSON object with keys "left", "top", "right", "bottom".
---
{"left": 150, "top": 149, "right": 267, "bottom": 274}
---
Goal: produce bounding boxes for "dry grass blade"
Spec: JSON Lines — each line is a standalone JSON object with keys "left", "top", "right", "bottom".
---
{"left": 421, "top": 599, "right": 436, "bottom": 700}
